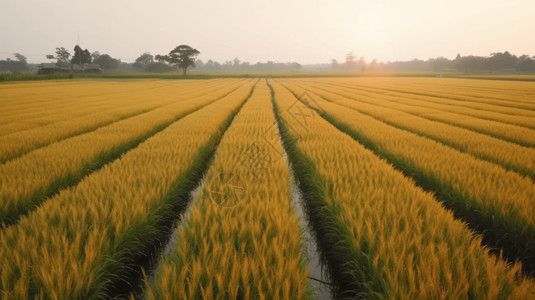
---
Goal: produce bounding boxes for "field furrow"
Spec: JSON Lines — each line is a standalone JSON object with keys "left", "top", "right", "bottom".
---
{"left": 0, "top": 80, "right": 243, "bottom": 226}
{"left": 269, "top": 80, "right": 534, "bottom": 298}
{"left": 146, "top": 80, "right": 309, "bottom": 299}
{"left": 286, "top": 82, "right": 535, "bottom": 277}
{"left": 287, "top": 83, "right": 535, "bottom": 181}
{"left": 0, "top": 80, "right": 254, "bottom": 299}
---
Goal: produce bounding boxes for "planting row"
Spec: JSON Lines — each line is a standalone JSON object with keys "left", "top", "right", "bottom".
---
{"left": 291, "top": 82, "right": 535, "bottom": 180}
{"left": 0, "top": 80, "right": 243, "bottom": 226}
{"left": 332, "top": 77, "right": 535, "bottom": 112}
{"left": 146, "top": 80, "right": 310, "bottom": 299}
{"left": 0, "top": 80, "right": 235, "bottom": 161}
{"left": 270, "top": 80, "right": 534, "bottom": 298}
{"left": 281, "top": 79, "right": 535, "bottom": 277}
{"left": 313, "top": 79, "right": 535, "bottom": 147}
{"left": 0, "top": 81, "right": 254, "bottom": 298}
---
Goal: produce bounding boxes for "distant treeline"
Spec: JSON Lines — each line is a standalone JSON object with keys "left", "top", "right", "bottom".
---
{"left": 1, "top": 48, "right": 534, "bottom": 73}
{"left": 325, "top": 51, "right": 535, "bottom": 73}
{"left": 131, "top": 53, "right": 303, "bottom": 73}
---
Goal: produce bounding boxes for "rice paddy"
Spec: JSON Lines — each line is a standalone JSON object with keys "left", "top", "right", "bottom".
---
{"left": 1, "top": 77, "right": 534, "bottom": 299}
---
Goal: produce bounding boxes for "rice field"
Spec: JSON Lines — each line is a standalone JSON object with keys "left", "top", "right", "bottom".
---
{"left": 0, "top": 77, "right": 534, "bottom": 299}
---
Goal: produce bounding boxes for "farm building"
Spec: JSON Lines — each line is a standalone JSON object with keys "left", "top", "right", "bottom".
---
{"left": 37, "top": 63, "right": 61, "bottom": 74}
{"left": 37, "top": 63, "right": 101, "bottom": 74}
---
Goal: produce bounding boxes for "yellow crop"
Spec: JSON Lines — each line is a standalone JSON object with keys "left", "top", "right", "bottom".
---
{"left": 0, "top": 80, "right": 173, "bottom": 135}
{"left": 1, "top": 77, "right": 534, "bottom": 299}
{"left": 0, "top": 80, "right": 233, "bottom": 162}
{"left": 327, "top": 78, "right": 535, "bottom": 130}
{"left": 281, "top": 80, "right": 535, "bottom": 227}
{"left": 312, "top": 79, "right": 535, "bottom": 147}
{"left": 0, "top": 79, "right": 245, "bottom": 225}
{"left": 330, "top": 77, "right": 535, "bottom": 113}
{"left": 0, "top": 80, "right": 254, "bottom": 298}
{"left": 146, "top": 80, "right": 309, "bottom": 299}
{"left": 279, "top": 78, "right": 535, "bottom": 281}
{"left": 270, "top": 79, "right": 535, "bottom": 298}
{"left": 285, "top": 81, "right": 535, "bottom": 180}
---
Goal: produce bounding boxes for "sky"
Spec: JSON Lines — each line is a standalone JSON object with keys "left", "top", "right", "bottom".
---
{"left": 0, "top": 0, "right": 534, "bottom": 64}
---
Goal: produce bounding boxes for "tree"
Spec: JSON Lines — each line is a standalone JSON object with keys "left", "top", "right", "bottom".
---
{"left": 71, "top": 45, "right": 92, "bottom": 65}
{"left": 93, "top": 54, "right": 121, "bottom": 70}
{"left": 133, "top": 52, "right": 154, "bottom": 70}
{"left": 0, "top": 53, "right": 28, "bottom": 72}
{"left": 91, "top": 51, "right": 101, "bottom": 60}
{"left": 344, "top": 51, "right": 359, "bottom": 71}
{"left": 162, "top": 45, "right": 200, "bottom": 75}
{"left": 154, "top": 54, "right": 168, "bottom": 63}
{"left": 55, "top": 47, "right": 71, "bottom": 66}
{"left": 195, "top": 59, "right": 205, "bottom": 69}
{"left": 14, "top": 53, "right": 27, "bottom": 63}
{"left": 331, "top": 59, "right": 339, "bottom": 70}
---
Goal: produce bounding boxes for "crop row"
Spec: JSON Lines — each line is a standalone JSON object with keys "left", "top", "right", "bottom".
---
{"left": 269, "top": 80, "right": 534, "bottom": 298}
{"left": 0, "top": 81, "right": 173, "bottom": 131}
{"left": 146, "top": 80, "right": 310, "bottom": 299}
{"left": 0, "top": 81, "right": 254, "bottom": 298}
{"left": 291, "top": 82, "right": 535, "bottom": 180}
{"left": 0, "top": 80, "right": 244, "bottom": 226}
{"left": 331, "top": 77, "right": 535, "bottom": 112}
{"left": 330, "top": 80, "right": 535, "bottom": 128}
{"left": 281, "top": 80, "right": 535, "bottom": 277}
{"left": 0, "top": 80, "right": 234, "bottom": 161}
{"left": 0, "top": 80, "right": 187, "bottom": 117}
{"left": 312, "top": 80, "right": 535, "bottom": 147}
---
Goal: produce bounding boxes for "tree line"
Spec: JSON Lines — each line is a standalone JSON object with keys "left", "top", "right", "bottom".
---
{"left": 329, "top": 51, "right": 535, "bottom": 73}
{"left": 1, "top": 47, "right": 534, "bottom": 73}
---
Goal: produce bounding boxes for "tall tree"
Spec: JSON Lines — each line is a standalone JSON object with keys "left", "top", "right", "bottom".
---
{"left": 163, "top": 45, "right": 200, "bottom": 75}
{"left": 71, "top": 45, "right": 92, "bottom": 64}
{"left": 55, "top": 47, "right": 71, "bottom": 66}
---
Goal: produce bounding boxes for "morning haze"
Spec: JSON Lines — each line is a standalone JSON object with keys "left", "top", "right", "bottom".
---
{"left": 1, "top": 0, "right": 534, "bottom": 64}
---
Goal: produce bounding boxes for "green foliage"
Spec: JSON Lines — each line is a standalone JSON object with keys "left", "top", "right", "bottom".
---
{"left": 71, "top": 45, "right": 92, "bottom": 64}
{"left": 164, "top": 45, "right": 200, "bottom": 75}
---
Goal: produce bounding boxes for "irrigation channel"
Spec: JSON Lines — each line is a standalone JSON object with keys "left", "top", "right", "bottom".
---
{"left": 271, "top": 95, "right": 333, "bottom": 299}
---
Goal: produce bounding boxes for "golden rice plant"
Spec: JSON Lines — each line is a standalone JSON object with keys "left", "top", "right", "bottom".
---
{"left": 0, "top": 80, "right": 255, "bottom": 299}
{"left": 146, "top": 80, "right": 309, "bottom": 299}
{"left": 324, "top": 78, "right": 535, "bottom": 130}
{"left": 288, "top": 82, "right": 535, "bottom": 180}
{"left": 269, "top": 80, "right": 535, "bottom": 299}
{"left": 0, "top": 79, "right": 236, "bottom": 161}
{"left": 0, "top": 80, "right": 244, "bottom": 226}
{"left": 0, "top": 80, "right": 166, "bottom": 134}
{"left": 328, "top": 77, "right": 535, "bottom": 112}
{"left": 308, "top": 79, "right": 535, "bottom": 147}
{"left": 280, "top": 79, "right": 535, "bottom": 276}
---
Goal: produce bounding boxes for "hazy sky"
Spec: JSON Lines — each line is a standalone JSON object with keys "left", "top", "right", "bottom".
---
{"left": 1, "top": 0, "right": 534, "bottom": 64}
